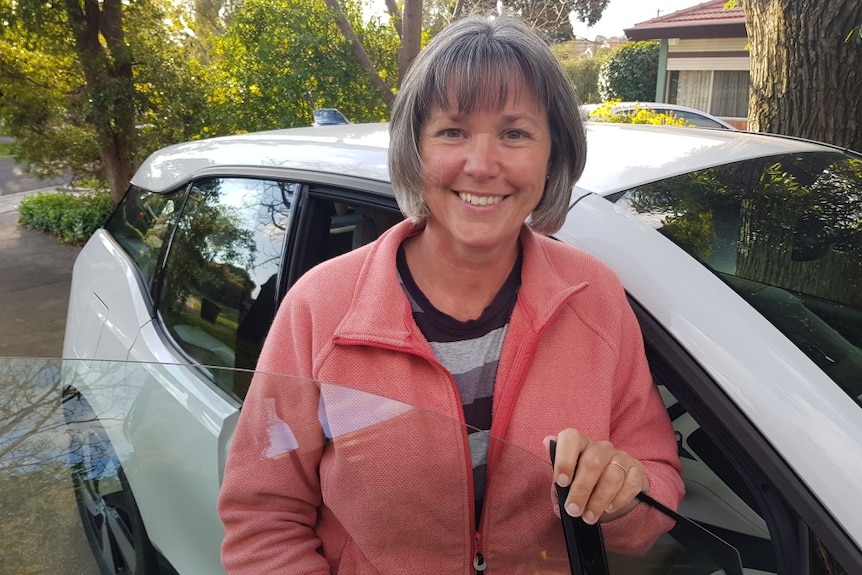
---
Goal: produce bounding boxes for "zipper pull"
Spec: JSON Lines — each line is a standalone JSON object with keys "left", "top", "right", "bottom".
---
{"left": 473, "top": 532, "right": 487, "bottom": 572}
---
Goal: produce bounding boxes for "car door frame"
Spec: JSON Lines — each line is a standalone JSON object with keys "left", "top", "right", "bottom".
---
{"left": 630, "top": 296, "right": 862, "bottom": 574}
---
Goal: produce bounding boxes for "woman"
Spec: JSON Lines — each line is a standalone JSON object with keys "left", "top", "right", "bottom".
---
{"left": 218, "top": 15, "right": 683, "bottom": 574}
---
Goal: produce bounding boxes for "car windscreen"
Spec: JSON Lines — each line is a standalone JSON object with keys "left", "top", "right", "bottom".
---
{"left": 611, "top": 151, "right": 862, "bottom": 407}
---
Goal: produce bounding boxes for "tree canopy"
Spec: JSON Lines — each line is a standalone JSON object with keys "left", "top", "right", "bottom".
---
{"left": 0, "top": 0, "right": 614, "bottom": 201}
{"left": 211, "top": 0, "right": 396, "bottom": 134}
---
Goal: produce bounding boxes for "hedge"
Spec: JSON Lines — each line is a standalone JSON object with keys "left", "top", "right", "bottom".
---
{"left": 17, "top": 192, "right": 114, "bottom": 245}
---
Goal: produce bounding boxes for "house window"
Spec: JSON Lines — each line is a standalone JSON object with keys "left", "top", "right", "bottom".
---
{"left": 668, "top": 70, "right": 749, "bottom": 118}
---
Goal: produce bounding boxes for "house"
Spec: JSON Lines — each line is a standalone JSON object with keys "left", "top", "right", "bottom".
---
{"left": 624, "top": 0, "right": 749, "bottom": 129}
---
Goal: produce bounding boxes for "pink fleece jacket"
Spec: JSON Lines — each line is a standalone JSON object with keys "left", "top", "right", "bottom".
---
{"left": 218, "top": 221, "right": 684, "bottom": 574}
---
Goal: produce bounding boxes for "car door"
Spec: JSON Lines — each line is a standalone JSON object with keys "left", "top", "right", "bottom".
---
{"left": 121, "top": 174, "right": 401, "bottom": 573}
{"left": 557, "top": 148, "right": 862, "bottom": 573}
{"left": 117, "top": 176, "right": 295, "bottom": 574}
{"left": 624, "top": 302, "right": 862, "bottom": 575}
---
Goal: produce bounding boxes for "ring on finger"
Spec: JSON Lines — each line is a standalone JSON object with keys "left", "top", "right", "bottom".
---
{"left": 607, "top": 460, "right": 627, "bottom": 475}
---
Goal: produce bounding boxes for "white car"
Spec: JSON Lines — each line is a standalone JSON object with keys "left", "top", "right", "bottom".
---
{"left": 62, "top": 122, "right": 862, "bottom": 574}
{"left": 582, "top": 102, "right": 738, "bottom": 130}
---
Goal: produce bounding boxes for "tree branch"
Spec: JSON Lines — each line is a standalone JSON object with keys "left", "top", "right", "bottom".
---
{"left": 322, "top": 0, "right": 395, "bottom": 106}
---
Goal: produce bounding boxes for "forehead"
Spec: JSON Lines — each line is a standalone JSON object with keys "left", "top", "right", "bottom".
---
{"left": 428, "top": 69, "right": 543, "bottom": 115}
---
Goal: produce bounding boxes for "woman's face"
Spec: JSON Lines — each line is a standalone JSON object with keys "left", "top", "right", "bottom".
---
{"left": 419, "top": 81, "right": 552, "bottom": 255}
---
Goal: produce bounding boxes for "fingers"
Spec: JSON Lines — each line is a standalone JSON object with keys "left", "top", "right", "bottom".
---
{"left": 545, "top": 428, "right": 588, "bottom": 488}
{"left": 545, "top": 430, "right": 648, "bottom": 525}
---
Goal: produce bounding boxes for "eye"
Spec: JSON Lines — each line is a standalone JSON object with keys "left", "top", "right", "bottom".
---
{"left": 503, "top": 129, "right": 528, "bottom": 140}
{"left": 441, "top": 128, "right": 463, "bottom": 139}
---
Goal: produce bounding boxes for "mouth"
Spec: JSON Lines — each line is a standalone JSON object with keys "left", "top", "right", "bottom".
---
{"left": 458, "top": 192, "right": 504, "bottom": 206}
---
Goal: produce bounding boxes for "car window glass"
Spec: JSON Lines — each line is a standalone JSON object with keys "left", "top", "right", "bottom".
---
{"left": 104, "top": 186, "right": 181, "bottom": 289}
{"left": 674, "top": 111, "right": 723, "bottom": 129}
{"left": 614, "top": 152, "right": 862, "bottom": 407}
{"left": 158, "top": 177, "right": 296, "bottom": 399}
{"left": 607, "top": 379, "right": 856, "bottom": 575}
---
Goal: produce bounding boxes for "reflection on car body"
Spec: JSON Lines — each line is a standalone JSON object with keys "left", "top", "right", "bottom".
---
{"left": 60, "top": 122, "right": 862, "bottom": 574}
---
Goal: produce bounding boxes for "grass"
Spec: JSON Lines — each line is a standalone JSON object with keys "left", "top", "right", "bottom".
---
{"left": 0, "top": 143, "right": 13, "bottom": 156}
{"left": 0, "top": 467, "right": 98, "bottom": 574}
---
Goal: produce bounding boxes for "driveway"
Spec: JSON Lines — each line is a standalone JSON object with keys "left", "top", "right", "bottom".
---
{"left": 0, "top": 156, "right": 70, "bottom": 196}
{"left": 0, "top": 192, "right": 81, "bottom": 356}
{"left": 0, "top": 190, "right": 100, "bottom": 574}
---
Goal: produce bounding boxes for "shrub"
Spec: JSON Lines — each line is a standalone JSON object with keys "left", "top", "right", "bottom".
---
{"left": 599, "top": 41, "right": 660, "bottom": 102}
{"left": 18, "top": 192, "right": 114, "bottom": 245}
{"left": 551, "top": 42, "right": 610, "bottom": 105}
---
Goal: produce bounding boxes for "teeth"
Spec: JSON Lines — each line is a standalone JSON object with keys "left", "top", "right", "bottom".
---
{"left": 459, "top": 192, "right": 502, "bottom": 206}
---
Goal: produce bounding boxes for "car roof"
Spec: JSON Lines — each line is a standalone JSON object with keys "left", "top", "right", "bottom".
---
{"left": 576, "top": 123, "right": 831, "bottom": 196}
{"left": 132, "top": 123, "right": 392, "bottom": 193}
{"left": 131, "top": 122, "right": 836, "bottom": 195}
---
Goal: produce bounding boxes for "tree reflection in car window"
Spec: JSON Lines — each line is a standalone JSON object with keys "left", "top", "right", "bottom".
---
{"left": 106, "top": 186, "right": 181, "bottom": 290}
{"left": 613, "top": 152, "right": 862, "bottom": 405}
{"left": 158, "top": 178, "right": 296, "bottom": 398}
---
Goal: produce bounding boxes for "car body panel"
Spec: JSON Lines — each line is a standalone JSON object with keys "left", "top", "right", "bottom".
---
{"left": 119, "top": 346, "right": 237, "bottom": 575}
{"left": 575, "top": 124, "right": 831, "bottom": 198}
{"left": 63, "top": 230, "right": 154, "bottom": 363}
{"left": 64, "top": 229, "right": 238, "bottom": 574}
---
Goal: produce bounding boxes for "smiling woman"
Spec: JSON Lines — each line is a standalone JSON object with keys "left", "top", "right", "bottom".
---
{"left": 218, "top": 14, "right": 684, "bottom": 575}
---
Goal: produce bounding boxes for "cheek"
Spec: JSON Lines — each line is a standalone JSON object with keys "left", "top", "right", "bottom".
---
{"left": 420, "top": 153, "right": 455, "bottom": 187}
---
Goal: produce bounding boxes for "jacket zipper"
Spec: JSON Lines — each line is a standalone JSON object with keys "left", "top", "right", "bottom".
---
{"left": 334, "top": 334, "right": 554, "bottom": 574}
{"left": 473, "top": 531, "right": 487, "bottom": 572}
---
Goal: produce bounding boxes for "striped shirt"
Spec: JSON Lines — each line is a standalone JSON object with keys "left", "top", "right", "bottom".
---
{"left": 397, "top": 246, "right": 521, "bottom": 523}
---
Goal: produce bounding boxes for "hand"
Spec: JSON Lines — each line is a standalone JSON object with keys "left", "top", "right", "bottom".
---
{"left": 544, "top": 429, "right": 649, "bottom": 525}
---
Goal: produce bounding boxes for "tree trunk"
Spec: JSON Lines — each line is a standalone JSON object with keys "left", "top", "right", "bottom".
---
{"left": 63, "top": 0, "right": 136, "bottom": 203}
{"left": 324, "top": 0, "right": 396, "bottom": 106}
{"left": 384, "top": 0, "right": 402, "bottom": 38}
{"left": 745, "top": 0, "right": 862, "bottom": 152}
{"left": 398, "top": 0, "right": 423, "bottom": 80}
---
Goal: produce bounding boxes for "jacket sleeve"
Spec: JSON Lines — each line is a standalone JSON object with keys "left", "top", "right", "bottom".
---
{"left": 600, "top": 290, "right": 685, "bottom": 555}
{"left": 217, "top": 290, "right": 331, "bottom": 575}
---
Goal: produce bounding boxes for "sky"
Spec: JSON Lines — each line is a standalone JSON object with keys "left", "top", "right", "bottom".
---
{"left": 570, "top": 0, "right": 703, "bottom": 39}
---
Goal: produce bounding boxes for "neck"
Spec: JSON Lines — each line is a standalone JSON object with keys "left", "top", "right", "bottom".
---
{"left": 403, "top": 227, "right": 520, "bottom": 321}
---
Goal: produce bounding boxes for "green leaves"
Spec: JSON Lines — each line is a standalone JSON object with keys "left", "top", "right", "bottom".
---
{"left": 845, "top": 23, "right": 862, "bottom": 44}
{"left": 210, "top": 0, "right": 396, "bottom": 133}
{"left": 598, "top": 41, "right": 660, "bottom": 102}
{"left": 17, "top": 192, "right": 114, "bottom": 244}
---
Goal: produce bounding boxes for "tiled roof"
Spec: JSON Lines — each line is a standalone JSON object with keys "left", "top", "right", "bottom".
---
{"left": 625, "top": 0, "right": 746, "bottom": 40}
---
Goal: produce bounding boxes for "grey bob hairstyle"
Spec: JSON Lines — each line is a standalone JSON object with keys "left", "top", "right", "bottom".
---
{"left": 388, "top": 15, "right": 587, "bottom": 235}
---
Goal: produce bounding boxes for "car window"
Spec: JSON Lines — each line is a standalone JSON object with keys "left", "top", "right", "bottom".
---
{"left": 613, "top": 151, "right": 862, "bottom": 407}
{"left": 104, "top": 185, "right": 182, "bottom": 290}
{"left": 672, "top": 110, "right": 725, "bottom": 129}
{"left": 158, "top": 177, "right": 296, "bottom": 398}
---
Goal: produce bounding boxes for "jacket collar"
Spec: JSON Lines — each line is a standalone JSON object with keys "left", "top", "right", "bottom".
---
{"left": 333, "top": 220, "right": 589, "bottom": 347}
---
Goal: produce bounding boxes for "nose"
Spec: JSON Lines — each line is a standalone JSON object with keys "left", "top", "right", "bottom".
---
{"left": 462, "top": 134, "right": 500, "bottom": 180}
